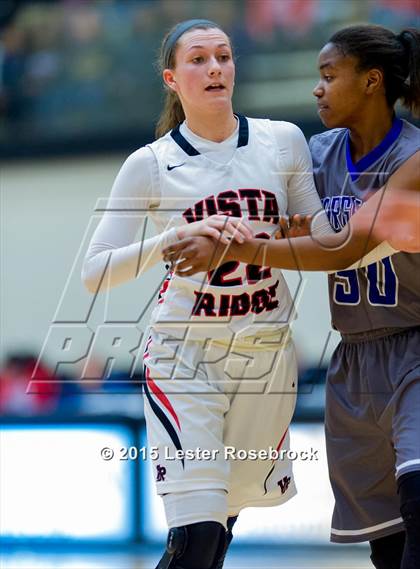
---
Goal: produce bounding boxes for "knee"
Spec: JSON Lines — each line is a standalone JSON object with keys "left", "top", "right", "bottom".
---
{"left": 399, "top": 471, "right": 420, "bottom": 568}
{"left": 399, "top": 471, "right": 420, "bottom": 525}
{"left": 156, "top": 521, "right": 226, "bottom": 569}
{"left": 369, "top": 531, "right": 405, "bottom": 569}
{"left": 401, "top": 493, "right": 420, "bottom": 537}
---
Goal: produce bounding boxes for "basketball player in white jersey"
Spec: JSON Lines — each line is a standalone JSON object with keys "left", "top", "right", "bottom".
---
{"left": 82, "top": 19, "right": 337, "bottom": 569}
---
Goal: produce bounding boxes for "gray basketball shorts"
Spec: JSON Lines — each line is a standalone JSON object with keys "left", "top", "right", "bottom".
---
{"left": 325, "top": 325, "right": 420, "bottom": 543}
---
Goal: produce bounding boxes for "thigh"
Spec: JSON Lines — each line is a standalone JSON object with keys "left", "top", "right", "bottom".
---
{"left": 143, "top": 330, "right": 230, "bottom": 495}
{"left": 219, "top": 338, "right": 298, "bottom": 512}
{"left": 326, "top": 342, "right": 403, "bottom": 543}
{"left": 386, "top": 327, "right": 420, "bottom": 478}
{"left": 393, "top": 374, "right": 420, "bottom": 478}
{"left": 223, "top": 337, "right": 297, "bottom": 451}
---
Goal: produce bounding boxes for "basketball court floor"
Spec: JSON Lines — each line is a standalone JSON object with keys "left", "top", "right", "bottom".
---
{"left": 1, "top": 543, "right": 372, "bottom": 568}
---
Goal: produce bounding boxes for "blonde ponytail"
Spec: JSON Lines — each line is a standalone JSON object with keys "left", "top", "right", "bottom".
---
{"left": 155, "top": 90, "right": 185, "bottom": 138}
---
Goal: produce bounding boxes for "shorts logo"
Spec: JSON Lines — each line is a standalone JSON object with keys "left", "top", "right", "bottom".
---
{"left": 277, "top": 475, "right": 291, "bottom": 494}
{"left": 156, "top": 464, "right": 166, "bottom": 482}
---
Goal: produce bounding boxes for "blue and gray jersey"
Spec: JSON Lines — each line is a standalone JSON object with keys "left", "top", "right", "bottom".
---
{"left": 309, "top": 118, "right": 420, "bottom": 334}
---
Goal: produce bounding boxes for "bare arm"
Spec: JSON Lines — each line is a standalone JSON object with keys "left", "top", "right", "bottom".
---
{"left": 167, "top": 223, "right": 379, "bottom": 274}
{"left": 164, "top": 152, "right": 419, "bottom": 274}
{"left": 349, "top": 151, "right": 420, "bottom": 253}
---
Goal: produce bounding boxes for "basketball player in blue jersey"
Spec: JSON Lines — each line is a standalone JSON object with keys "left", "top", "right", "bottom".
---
{"left": 82, "top": 19, "right": 340, "bottom": 569}
{"left": 309, "top": 26, "right": 419, "bottom": 569}
{"left": 165, "top": 25, "right": 420, "bottom": 569}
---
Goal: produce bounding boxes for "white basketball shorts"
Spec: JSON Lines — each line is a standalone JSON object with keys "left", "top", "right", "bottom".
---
{"left": 143, "top": 326, "right": 298, "bottom": 518}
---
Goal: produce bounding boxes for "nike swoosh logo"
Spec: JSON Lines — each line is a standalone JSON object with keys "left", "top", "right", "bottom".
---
{"left": 167, "top": 163, "right": 185, "bottom": 171}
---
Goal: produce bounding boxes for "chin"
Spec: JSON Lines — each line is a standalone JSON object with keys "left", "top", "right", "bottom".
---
{"left": 207, "top": 98, "right": 232, "bottom": 111}
{"left": 319, "top": 115, "right": 341, "bottom": 129}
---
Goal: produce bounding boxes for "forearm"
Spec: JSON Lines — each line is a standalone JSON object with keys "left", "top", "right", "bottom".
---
{"left": 225, "top": 229, "right": 384, "bottom": 271}
{"left": 82, "top": 228, "right": 177, "bottom": 293}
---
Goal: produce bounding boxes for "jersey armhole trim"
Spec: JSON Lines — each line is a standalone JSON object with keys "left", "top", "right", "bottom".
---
{"left": 146, "top": 146, "right": 162, "bottom": 209}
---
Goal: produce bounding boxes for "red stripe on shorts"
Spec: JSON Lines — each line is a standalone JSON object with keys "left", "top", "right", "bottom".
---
{"left": 143, "top": 336, "right": 152, "bottom": 360}
{"left": 275, "top": 428, "right": 288, "bottom": 453}
{"left": 157, "top": 274, "right": 172, "bottom": 304}
{"left": 145, "top": 367, "right": 181, "bottom": 431}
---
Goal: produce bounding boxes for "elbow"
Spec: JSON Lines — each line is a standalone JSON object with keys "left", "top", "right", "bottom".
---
{"left": 81, "top": 264, "right": 100, "bottom": 294}
{"left": 81, "top": 248, "right": 115, "bottom": 293}
{"left": 328, "top": 252, "right": 360, "bottom": 271}
{"left": 334, "top": 253, "right": 358, "bottom": 271}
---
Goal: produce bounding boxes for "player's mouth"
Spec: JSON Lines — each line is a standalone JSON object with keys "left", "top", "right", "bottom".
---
{"left": 317, "top": 103, "right": 329, "bottom": 113}
{"left": 205, "top": 83, "right": 226, "bottom": 92}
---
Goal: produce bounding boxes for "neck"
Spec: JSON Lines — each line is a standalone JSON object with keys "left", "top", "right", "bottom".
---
{"left": 184, "top": 108, "right": 237, "bottom": 142}
{"left": 347, "top": 101, "right": 394, "bottom": 162}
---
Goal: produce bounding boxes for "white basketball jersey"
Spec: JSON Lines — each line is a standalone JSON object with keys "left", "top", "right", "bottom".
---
{"left": 147, "top": 115, "right": 294, "bottom": 340}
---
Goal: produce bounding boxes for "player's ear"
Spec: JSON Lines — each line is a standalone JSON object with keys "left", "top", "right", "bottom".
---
{"left": 365, "top": 68, "right": 383, "bottom": 95}
{"left": 163, "top": 69, "right": 178, "bottom": 93}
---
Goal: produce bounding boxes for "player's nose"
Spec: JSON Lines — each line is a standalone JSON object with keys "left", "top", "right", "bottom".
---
{"left": 313, "top": 81, "right": 323, "bottom": 98}
{"left": 208, "top": 56, "right": 222, "bottom": 75}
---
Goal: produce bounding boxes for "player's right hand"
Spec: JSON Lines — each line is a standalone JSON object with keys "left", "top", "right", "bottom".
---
{"left": 163, "top": 236, "right": 225, "bottom": 275}
{"left": 176, "top": 215, "right": 253, "bottom": 245}
{"left": 274, "top": 214, "right": 312, "bottom": 239}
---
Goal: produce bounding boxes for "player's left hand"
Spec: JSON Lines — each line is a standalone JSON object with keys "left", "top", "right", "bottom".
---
{"left": 163, "top": 236, "right": 225, "bottom": 276}
{"left": 274, "top": 214, "right": 312, "bottom": 239}
{"left": 177, "top": 214, "right": 253, "bottom": 245}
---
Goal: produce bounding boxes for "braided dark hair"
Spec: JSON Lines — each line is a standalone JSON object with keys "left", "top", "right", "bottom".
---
{"left": 329, "top": 25, "right": 420, "bottom": 116}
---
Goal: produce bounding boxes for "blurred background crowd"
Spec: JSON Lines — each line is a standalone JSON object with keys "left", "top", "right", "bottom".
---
{"left": 1, "top": 0, "right": 418, "bottom": 157}
{"left": 0, "top": 350, "right": 146, "bottom": 416}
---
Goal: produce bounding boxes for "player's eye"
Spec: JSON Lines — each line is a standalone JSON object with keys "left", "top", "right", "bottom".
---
{"left": 218, "top": 54, "right": 231, "bottom": 62}
{"left": 323, "top": 75, "right": 333, "bottom": 82}
{"left": 192, "top": 56, "right": 204, "bottom": 64}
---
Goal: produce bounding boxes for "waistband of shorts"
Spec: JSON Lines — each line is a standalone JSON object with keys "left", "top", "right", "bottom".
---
{"left": 210, "top": 325, "right": 291, "bottom": 352}
{"left": 340, "top": 325, "right": 420, "bottom": 344}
